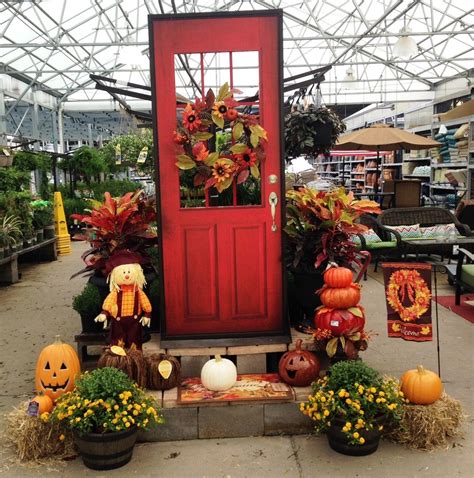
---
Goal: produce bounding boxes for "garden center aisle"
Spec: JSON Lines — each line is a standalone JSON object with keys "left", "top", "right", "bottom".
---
{"left": 0, "top": 241, "right": 472, "bottom": 477}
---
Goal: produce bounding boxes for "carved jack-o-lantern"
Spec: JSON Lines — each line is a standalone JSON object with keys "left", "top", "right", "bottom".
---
{"left": 278, "top": 339, "right": 321, "bottom": 387}
{"left": 35, "top": 335, "right": 81, "bottom": 401}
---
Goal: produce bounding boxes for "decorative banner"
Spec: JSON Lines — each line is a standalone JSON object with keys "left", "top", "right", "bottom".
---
{"left": 137, "top": 146, "right": 148, "bottom": 163}
{"left": 115, "top": 143, "right": 122, "bottom": 164}
{"left": 382, "top": 263, "right": 432, "bottom": 342}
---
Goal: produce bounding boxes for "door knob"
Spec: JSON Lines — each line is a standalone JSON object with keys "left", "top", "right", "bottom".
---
{"left": 269, "top": 192, "right": 278, "bottom": 232}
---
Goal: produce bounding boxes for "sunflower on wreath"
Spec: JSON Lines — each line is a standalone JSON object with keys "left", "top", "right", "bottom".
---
{"left": 386, "top": 269, "right": 431, "bottom": 322}
{"left": 174, "top": 82, "right": 268, "bottom": 193}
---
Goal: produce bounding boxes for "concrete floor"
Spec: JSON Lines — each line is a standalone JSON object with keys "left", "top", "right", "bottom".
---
{"left": 0, "top": 242, "right": 473, "bottom": 477}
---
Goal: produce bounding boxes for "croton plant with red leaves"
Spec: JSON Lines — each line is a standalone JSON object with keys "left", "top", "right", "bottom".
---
{"left": 284, "top": 187, "right": 380, "bottom": 273}
{"left": 174, "top": 82, "right": 268, "bottom": 193}
{"left": 71, "top": 190, "right": 157, "bottom": 277}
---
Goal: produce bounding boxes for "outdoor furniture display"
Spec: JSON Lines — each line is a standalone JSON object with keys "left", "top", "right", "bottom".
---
{"left": 454, "top": 248, "right": 474, "bottom": 305}
{"left": 333, "top": 125, "right": 441, "bottom": 193}
{"left": 376, "top": 206, "right": 473, "bottom": 259}
{"left": 456, "top": 199, "right": 474, "bottom": 230}
{"left": 393, "top": 180, "right": 422, "bottom": 207}
{"left": 353, "top": 191, "right": 395, "bottom": 209}
{"left": 354, "top": 214, "right": 400, "bottom": 276}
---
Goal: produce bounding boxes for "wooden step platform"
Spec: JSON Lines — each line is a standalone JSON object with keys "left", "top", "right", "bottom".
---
{"left": 75, "top": 329, "right": 321, "bottom": 441}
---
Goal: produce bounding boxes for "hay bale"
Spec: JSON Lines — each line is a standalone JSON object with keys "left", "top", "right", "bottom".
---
{"left": 4, "top": 402, "right": 75, "bottom": 463}
{"left": 386, "top": 393, "right": 464, "bottom": 450}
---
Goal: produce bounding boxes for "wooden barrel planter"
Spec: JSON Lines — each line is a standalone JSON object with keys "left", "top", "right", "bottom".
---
{"left": 326, "top": 416, "right": 384, "bottom": 456}
{"left": 74, "top": 426, "right": 138, "bottom": 470}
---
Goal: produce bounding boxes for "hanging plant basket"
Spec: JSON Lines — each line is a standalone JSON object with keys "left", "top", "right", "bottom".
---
{"left": 284, "top": 105, "right": 346, "bottom": 159}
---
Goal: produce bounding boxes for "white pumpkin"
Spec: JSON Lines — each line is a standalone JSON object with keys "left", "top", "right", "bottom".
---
{"left": 200, "top": 355, "right": 237, "bottom": 391}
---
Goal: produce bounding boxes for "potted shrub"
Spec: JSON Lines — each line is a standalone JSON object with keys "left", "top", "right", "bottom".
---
{"left": 284, "top": 187, "right": 380, "bottom": 329}
{"left": 32, "top": 200, "right": 54, "bottom": 242}
{"left": 284, "top": 105, "right": 346, "bottom": 159}
{"left": 300, "top": 360, "right": 406, "bottom": 456}
{"left": 0, "top": 215, "right": 23, "bottom": 258}
{"left": 72, "top": 283, "right": 104, "bottom": 334}
{"left": 48, "top": 367, "right": 163, "bottom": 470}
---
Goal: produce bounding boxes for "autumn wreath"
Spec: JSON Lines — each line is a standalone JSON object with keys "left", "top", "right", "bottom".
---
{"left": 173, "top": 82, "right": 268, "bottom": 193}
{"left": 386, "top": 269, "right": 431, "bottom": 322}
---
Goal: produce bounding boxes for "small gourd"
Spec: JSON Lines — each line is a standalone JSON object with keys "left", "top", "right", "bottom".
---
{"left": 29, "top": 393, "right": 53, "bottom": 415}
{"left": 201, "top": 355, "right": 237, "bottom": 392}
{"left": 400, "top": 365, "right": 443, "bottom": 405}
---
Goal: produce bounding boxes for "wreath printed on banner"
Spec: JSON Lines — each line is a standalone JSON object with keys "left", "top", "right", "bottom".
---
{"left": 173, "top": 82, "right": 268, "bottom": 193}
{"left": 386, "top": 269, "right": 431, "bottom": 322}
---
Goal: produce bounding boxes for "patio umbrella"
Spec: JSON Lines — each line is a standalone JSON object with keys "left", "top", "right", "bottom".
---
{"left": 333, "top": 124, "right": 442, "bottom": 151}
{"left": 333, "top": 124, "right": 442, "bottom": 192}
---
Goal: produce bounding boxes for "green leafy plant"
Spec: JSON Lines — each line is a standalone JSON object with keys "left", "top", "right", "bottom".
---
{"left": 72, "top": 284, "right": 102, "bottom": 321}
{"left": 284, "top": 187, "right": 380, "bottom": 272}
{"left": 284, "top": 105, "right": 346, "bottom": 159}
{"left": 0, "top": 168, "right": 31, "bottom": 192}
{"left": 63, "top": 198, "right": 90, "bottom": 228}
{"left": 71, "top": 190, "right": 157, "bottom": 277}
{"left": 99, "top": 131, "right": 154, "bottom": 174}
{"left": 0, "top": 214, "right": 23, "bottom": 248}
{"left": 59, "top": 146, "right": 106, "bottom": 184}
{"left": 300, "top": 361, "right": 406, "bottom": 446}
{"left": 31, "top": 200, "right": 54, "bottom": 229}
{"left": 48, "top": 367, "right": 163, "bottom": 434}
{"left": 0, "top": 191, "right": 34, "bottom": 239}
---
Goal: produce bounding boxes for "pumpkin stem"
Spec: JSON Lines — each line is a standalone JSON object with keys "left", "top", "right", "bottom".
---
{"left": 295, "top": 339, "right": 303, "bottom": 351}
{"left": 53, "top": 335, "right": 62, "bottom": 344}
{"left": 215, "top": 355, "right": 222, "bottom": 362}
{"left": 417, "top": 365, "right": 426, "bottom": 374}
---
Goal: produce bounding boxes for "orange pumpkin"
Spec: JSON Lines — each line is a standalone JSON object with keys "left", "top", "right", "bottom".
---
{"left": 400, "top": 365, "right": 443, "bottom": 405}
{"left": 324, "top": 267, "right": 353, "bottom": 288}
{"left": 29, "top": 393, "right": 53, "bottom": 415}
{"left": 320, "top": 284, "right": 361, "bottom": 309}
{"left": 35, "top": 335, "right": 81, "bottom": 401}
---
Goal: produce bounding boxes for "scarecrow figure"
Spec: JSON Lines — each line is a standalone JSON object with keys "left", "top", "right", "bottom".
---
{"left": 95, "top": 250, "right": 152, "bottom": 350}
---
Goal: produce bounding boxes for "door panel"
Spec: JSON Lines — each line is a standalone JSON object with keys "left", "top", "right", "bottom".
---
{"left": 150, "top": 12, "right": 287, "bottom": 340}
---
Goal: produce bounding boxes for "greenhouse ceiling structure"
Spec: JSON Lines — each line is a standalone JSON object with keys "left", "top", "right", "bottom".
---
{"left": 0, "top": 0, "right": 473, "bottom": 144}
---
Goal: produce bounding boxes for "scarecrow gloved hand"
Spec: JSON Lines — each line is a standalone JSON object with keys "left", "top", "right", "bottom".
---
{"left": 139, "top": 316, "right": 151, "bottom": 328}
{"left": 94, "top": 313, "right": 108, "bottom": 329}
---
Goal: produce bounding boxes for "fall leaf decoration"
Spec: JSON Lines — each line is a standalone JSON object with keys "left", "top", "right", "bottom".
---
{"left": 386, "top": 269, "right": 431, "bottom": 322}
{"left": 174, "top": 83, "right": 268, "bottom": 193}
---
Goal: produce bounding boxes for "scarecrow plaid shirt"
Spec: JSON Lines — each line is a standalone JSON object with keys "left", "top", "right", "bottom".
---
{"left": 102, "top": 285, "right": 152, "bottom": 319}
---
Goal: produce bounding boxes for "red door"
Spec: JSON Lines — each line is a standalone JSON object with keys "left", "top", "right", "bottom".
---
{"left": 150, "top": 11, "right": 288, "bottom": 342}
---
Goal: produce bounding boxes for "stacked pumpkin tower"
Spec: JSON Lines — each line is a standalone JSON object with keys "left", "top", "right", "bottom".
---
{"left": 314, "top": 267, "right": 368, "bottom": 360}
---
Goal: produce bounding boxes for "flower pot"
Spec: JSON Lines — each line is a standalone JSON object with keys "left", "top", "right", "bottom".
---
{"left": 314, "top": 123, "right": 333, "bottom": 146}
{"left": 43, "top": 225, "right": 55, "bottom": 239}
{"left": 74, "top": 426, "right": 138, "bottom": 470}
{"left": 35, "top": 229, "right": 44, "bottom": 243}
{"left": 326, "top": 416, "right": 383, "bottom": 456}
{"left": 23, "top": 239, "right": 33, "bottom": 249}
{"left": 80, "top": 314, "right": 106, "bottom": 334}
{"left": 288, "top": 269, "right": 324, "bottom": 329}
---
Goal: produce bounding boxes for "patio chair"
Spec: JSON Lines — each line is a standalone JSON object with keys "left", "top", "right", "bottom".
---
{"left": 393, "top": 180, "right": 421, "bottom": 208}
{"left": 455, "top": 248, "right": 474, "bottom": 306}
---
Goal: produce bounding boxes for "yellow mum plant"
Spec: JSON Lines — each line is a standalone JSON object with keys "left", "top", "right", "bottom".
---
{"left": 300, "top": 361, "right": 406, "bottom": 446}
{"left": 49, "top": 367, "right": 163, "bottom": 434}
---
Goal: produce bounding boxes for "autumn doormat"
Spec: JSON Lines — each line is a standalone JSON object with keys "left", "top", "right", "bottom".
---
{"left": 178, "top": 373, "right": 294, "bottom": 404}
{"left": 434, "top": 295, "right": 474, "bottom": 324}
